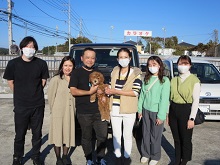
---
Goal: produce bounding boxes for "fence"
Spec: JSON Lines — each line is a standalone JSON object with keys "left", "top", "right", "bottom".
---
{"left": 1, "top": 54, "right": 220, "bottom": 71}
{"left": 0, "top": 55, "right": 63, "bottom": 71}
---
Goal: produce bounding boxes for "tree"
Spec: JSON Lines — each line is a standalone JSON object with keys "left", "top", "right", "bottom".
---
{"left": 41, "top": 36, "right": 93, "bottom": 54}
{"left": 75, "top": 36, "right": 92, "bottom": 44}
{"left": 173, "top": 45, "right": 184, "bottom": 55}
{"left": 150, "top": 42, "right": 162, "bottom": 54}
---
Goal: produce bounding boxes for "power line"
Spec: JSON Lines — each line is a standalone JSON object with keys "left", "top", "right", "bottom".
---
{"left": 28, "top": 0, "right": 66, "bottom": 22}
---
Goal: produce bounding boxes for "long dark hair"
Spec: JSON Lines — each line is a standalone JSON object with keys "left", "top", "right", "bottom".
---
{"left": 117, "top": 48, "right": 131, "bottom": 82}
{"left": 144, "top": 56, "right": 164, "bottom": 84}
{"left": 55, "top": 56, "right": 75, "bottom": 79}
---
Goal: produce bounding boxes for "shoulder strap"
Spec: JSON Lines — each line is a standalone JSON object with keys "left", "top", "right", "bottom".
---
{"left": 146, "top": 77, "right": 158, "bottom": 93}
{"left": 177, "top": 77, "right": 187, "bottom": 103}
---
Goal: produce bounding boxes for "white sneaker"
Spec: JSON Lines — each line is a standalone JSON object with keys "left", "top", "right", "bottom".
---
{"left": 149, "top": 160, "right": 159, "bottom": 165}
{"left": 86, "top": 160, "right": 94, "bottom": 165}
{"left": 140, "top": 157, "right": 149, "bottom": 163}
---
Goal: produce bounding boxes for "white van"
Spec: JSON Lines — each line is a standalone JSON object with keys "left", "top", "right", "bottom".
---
{"left": 163, "top": 57, "right": 220, "bottom": 120}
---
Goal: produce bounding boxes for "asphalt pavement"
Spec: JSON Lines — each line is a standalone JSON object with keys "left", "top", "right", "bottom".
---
{"left": 0, "top": 98, "right": 220, "bottom": 165}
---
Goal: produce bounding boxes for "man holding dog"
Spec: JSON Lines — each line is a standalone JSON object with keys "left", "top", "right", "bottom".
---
{"left": 69, "top": 47, "right": 108, "bottom": 165}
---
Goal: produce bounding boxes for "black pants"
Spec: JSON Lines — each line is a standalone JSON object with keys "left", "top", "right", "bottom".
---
{"left": 14, "top": 106, "right": 45, "bottom": 158}
{"left": 169, "top": 102, "right": 193, "bottom": 163}
{"left": 77, "top": 113, "right": 108, "bottom": 161}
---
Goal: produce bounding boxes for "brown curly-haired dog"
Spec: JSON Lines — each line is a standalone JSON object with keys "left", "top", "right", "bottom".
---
{"left": 89, "top": 71, "right": 110, "bottom": 121}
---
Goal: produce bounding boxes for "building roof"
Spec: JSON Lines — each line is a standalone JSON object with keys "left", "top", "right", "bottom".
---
{"left": 124, "top": 40, "right": 137, "bottom": 45}
{"left": 178, "top": 42, "right": 195, "bottom": 47}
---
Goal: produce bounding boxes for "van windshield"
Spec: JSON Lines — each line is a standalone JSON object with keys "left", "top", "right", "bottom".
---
{"left": 72, "top": 48, "right": 135, "bottom": 68}
{"left": 173, "top": 63, "right": 220, "bottom": 83}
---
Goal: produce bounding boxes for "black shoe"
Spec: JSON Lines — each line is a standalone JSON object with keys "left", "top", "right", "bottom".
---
{"left": 123, "top": 157, "right": 131, "bottom": 165}
{"left": 62, "top": 155, "right": 71, "bottom": 165}
{"left": 56, "top": 158, "right": 64, "bottom": 165}
{"left": 180, "top": 159, "right": 188, "bottom": 165}
{"left": 12, "top": 156, "right": 22, "bottom": 165}
{"left": 115, "top": 157, "right": 122, "bottom": 165}
{"left": 32, "top": 157, "right": 42, "bottom": 165}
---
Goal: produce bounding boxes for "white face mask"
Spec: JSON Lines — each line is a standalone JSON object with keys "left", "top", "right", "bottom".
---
{"left": 178, "top": 65, "right": 190, "bottom": 74}
{"left": 148, "top": 67, "right": 159, "bottom": 74}
{"left": 22, "top": 47, "right": 35, "bottom": 59}
{"left": 118, "top": 58, "right": 130, "bottom": 67}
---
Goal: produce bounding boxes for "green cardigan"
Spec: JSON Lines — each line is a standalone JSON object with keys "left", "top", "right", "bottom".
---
{"left": 138, "top": 76, "right": 170, "bottom": 121}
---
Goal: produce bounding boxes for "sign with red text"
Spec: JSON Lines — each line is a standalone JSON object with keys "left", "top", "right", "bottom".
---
{"left": 124, "top": 30, "right": 152, "bottom": 37}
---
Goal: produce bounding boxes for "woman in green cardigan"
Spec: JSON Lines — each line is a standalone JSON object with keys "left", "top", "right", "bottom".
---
{"left": 138, "top": 56, "right": 170, "bottom": 165}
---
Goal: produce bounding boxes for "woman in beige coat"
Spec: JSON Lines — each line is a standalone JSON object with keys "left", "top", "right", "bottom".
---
{"left": 48, "top": 56, "right": 76, "bottom": 165}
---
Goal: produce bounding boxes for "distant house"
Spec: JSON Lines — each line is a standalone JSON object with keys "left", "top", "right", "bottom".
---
{"left": 178, "top": 42, "right": 207, "bottom": 56}
{"left": 124, "top": 40, "right": 144, "bottom": 54}
{"left": 156, "top": 48, "right": 175, "bottom": 55}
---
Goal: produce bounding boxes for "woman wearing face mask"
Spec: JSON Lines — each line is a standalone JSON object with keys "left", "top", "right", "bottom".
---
{"left": 138, "top": 56, "right": 170, "bottom": 165}
{"left": 105, "top": 48, "right": 142, "bottom": 165}
{"left": 168, "top": 55, "right": 200, "bottom": 165}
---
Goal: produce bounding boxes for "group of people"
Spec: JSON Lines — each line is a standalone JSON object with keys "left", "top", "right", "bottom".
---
{"left": 4, "top": 36, "right": 200, "bottom": 165}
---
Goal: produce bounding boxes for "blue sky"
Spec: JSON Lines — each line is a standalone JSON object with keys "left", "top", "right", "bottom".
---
{"left": 0, "top": 0, "right": 220, "bottom": 50}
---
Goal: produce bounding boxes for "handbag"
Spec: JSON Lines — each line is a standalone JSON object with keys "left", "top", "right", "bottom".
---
{"left": 134, "top": 77, "right": 159, "bottom": 128}
{"left": 194, "top": 108, "right": 205, "bottom": 125}
{"left": 176, "top": 78, "right": 205, "bottom": 125}
{"left": 133, "top": 78, "right": 159, "bottom": 139}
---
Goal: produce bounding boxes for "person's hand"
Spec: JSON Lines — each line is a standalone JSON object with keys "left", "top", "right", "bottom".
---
{"left": 97, "top": 88, "right": 103, "bottom": 95}
{"left": 187, "top": 120, "right": 195, "bottom": 129}
{"left": 156, "top": 118, "right": 163, "bottom": 126}
{"left": 105, "top": 87, "right": 116, "bottom": 95}
{"left": 138, "top": 113, "right": 142, "bottom": 120}
{"left": 166, "top": 115, "right": 169, "bottom": 126}
{"left": 89, "top": 85, "right": 98, "bottom": 94}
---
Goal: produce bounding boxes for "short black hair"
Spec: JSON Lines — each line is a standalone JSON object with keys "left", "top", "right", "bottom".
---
{"left": 19, "top": 36, "right": 38, "bottom": 51}
{"left": 82, "top": 47, "right": 96, "bottom": 56}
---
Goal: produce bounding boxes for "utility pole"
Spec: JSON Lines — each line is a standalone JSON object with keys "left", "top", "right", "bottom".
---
{"left": 162, "top": 27, "right": 166, "bottom": 55}
{"left": 7, "top": 0, "right": 13, "bottom": 55}
{"left": 68, "top": 0, "right": 71, "bottom": 51}
{"left": 56, "top": 25, "right": 58, "bottom": 53}
{"left": 214, "top": 29, "right": 218, "bottom": 57}
{"left": 78, "top": 18, "right": 82, "bottom": 37}
{"left": 24, "top": 21, "right": 27, "bottom": 36}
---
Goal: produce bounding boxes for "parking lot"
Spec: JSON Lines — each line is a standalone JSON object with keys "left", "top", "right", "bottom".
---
{"left": 0, "top": 98, "right": 220, "bottom": 165}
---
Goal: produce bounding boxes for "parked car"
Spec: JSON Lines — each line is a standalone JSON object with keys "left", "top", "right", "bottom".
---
{"left": 163, "top": 57, "right": 220, "bottom": 120}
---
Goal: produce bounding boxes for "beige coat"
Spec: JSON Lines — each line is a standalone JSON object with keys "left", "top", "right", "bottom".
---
{"left": 109, "top": 66, "right": 142, "bottom": 114}
{"left": 48, "top": 75, "right": 75, "bottom": 147}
